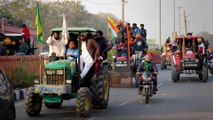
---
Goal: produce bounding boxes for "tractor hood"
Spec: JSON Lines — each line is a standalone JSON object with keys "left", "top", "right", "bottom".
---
{"left": 184, "top": 50, "right": 195, "bottom": 59}
{"left": 45, "top": 60, "right": 73, "bottom": 69}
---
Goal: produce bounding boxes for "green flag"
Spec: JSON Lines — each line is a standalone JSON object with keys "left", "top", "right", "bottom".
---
{"left": 35, "top": 3, "right": 44, "bottom": 44}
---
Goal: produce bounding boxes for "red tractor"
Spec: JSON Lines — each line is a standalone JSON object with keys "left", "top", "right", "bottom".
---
{"left": 171, "top": 36, "right": 208, "bottom": 82}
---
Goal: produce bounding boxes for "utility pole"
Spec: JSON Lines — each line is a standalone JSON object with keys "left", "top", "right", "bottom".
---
{"left": 173, "top": 0, "right": 176, "bottom": 32}
{"left": 121, "top": 0, "right": 125, "bottom": 22}
{"left": 187, "top": 21, "right": 190, "bottom": 33}
{"left": 184, "top": 10, "right": 187, "bottom": 35}
{"left": 159, "top": 0, "right": 161, "bottom": 49}
{"left": 177, "top": 5, "right": 187, "bottom": 36}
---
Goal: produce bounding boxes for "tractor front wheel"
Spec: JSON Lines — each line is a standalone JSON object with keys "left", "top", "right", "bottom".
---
{"left": 202, "top": 65, "right": 208, "bottom": 82}
{"left": 25, "top": 87, "right": 42, "bottom": 116}
{"left": 171, "top": 67, "right": 179, "bottom": 83}
{"left": 76, "top": 87, "right": 91, "bottom": 117}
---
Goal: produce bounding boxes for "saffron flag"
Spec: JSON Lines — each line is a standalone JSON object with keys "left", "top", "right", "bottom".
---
{"left": 126, "top": 24, "right": 132, "bottom": 45}
{"left": 35, "top": 3, "right": 44, "bottom": 44}
{"left": 62, "top": 13, "right": 68, "bottom": 45}
{"left": 107, "top": 16, "right": 119, "bottom": 40}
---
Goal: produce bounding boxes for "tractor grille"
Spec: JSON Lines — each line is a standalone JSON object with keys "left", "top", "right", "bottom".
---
{"left": 46, "top": 70, "right": 65, "bottom": 85}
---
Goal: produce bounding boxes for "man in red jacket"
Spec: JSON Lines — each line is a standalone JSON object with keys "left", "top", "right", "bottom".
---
{"left": 21, "top": 24, "right": 31, "bottom": 48}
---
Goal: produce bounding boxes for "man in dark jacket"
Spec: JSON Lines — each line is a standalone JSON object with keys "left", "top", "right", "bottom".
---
{"left": 140, "top": 24, "right": 147, "bottom": 41}
{"left": 137, "top": 53, "right": 158, "bottom": 93}
{"left": 94, "top": 30, "right": 112, "bottom": 78}
{"left": 80, "top": 32, "right": 100, "bottom": 80}
{"left": 14, "top": 38, "right": 29, "bottom": 56}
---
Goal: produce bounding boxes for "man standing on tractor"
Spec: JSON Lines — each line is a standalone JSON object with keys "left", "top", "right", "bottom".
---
{"left": 197, "top": 38, "right": 206, "bottom": 68}
{"left": 46, "top": 31, "right": 67, "bottom": 60}
{"left": 94, "top": 30, "right": 112, "bottom": 78}
{"left": 137, "top": 52, "right": 158, "bottom": 93}
{"left": 21, "top": 23, "right": 31, "bottom": 48}
{"left": 132, "top": 23, "right": 140, "bottom": 37}
{"left": 79, "top": 32, "right": 100, "bottom": 81}
{"left": 140, "top": 24, "right": 147, "bottom": 42}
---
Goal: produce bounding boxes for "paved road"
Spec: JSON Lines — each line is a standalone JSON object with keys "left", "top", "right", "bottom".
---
{"left": 15, "top": 67, "right": 213, "bottom": 120}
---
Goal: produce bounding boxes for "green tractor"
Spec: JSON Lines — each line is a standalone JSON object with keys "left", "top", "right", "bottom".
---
{"left": 25, "top": 27, "right": 110, "bottom": 117}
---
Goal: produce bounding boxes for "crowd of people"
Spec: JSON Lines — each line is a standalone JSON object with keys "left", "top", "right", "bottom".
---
{"left": 114, "top": 22, "right": 148, "bottom": 65}
{"left": 46, "top": 29, "right": 112, "bottom": 81}
{"left": 0, "top": 23, "right": 31, "bottom": 56}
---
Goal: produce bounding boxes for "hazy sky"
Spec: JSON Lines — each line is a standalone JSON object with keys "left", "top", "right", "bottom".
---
{"left": 80, "top": 0, "right": 213, "bottom": 43}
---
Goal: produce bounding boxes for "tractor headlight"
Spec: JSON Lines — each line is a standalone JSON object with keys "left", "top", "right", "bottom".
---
{"left": 116, "top": 61, "right": 121, "bottom": 64}
{"left": 123, "top": 61, "right": 127, "bottom": 64}
{"left": 34, "top": 79, "right": 40, "bottom": 84}
{"left": 57, "top": 70, "right": 63, "bottom": 75}
{"left": 66, "top": 80, "right": 72, "bottom": 84}
{"left": 46, "top": 70, "right": 53, "bottom": 75}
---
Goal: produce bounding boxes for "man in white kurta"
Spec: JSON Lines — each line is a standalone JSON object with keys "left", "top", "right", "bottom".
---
{"left": 46, "top": 31, "right": 67, "bottom": 57}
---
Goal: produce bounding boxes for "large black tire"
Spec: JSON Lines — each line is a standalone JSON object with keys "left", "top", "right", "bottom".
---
{"left": 160, "top": 60, "right": 164, "bottom": 70}
{"left": 210, "top": 69, "right": 213, "bottom": 75}
{"left": 44, "top": 101, "right": 63, "bottom": 109}
{"left": 76, "top": 87, "right": 91, "bottom": 117}
{"left": 4, "top": 107, "right": 15, "bottom": 120}
{"left": 90, "top": 66, "right": 110, "bottom": 109}
{"left": 145, "top": 95, "right": 149, "bottom": 104}
{"left": 202, "top": 66, "right": 208, "bottom": 82}
{"left": 25, "top": 87, "right": 42, "bottom": 116}
{"left": 161, "top": 56, "right": 167, "bottom": 70}
{"left": 171, "top": 67, "right": 178, "bottom": 83}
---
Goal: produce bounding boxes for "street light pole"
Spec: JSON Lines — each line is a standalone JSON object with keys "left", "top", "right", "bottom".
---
{"left": 159, "top": 0, "right": 161, "bottom": 49}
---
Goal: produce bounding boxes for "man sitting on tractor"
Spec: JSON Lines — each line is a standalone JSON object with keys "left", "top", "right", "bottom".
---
{"left": 137, "top": 52, "right": 158, "bottom": 94}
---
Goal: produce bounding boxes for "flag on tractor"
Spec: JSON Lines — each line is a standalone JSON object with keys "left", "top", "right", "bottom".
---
{"left": 126, "top": 23, "right": 133, "bottom": 45}
{"left": 107, "top": 16, "right": 119, "bottom": 40}
{"left": 62, "top": 13, "right": 68, "bottom": 45}
{"left": 35, "top": 3, "right": 44, "bottom": 44}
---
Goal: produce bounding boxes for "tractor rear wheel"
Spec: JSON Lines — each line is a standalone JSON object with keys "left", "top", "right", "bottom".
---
{"left": 90, "top": 66, "right": 110, "bottom": 109}
{"left": 76, "top": 87, "right": 91, "bottom": 117}
{"left": 25, "top": 87, "right": 42, "bottom": 116}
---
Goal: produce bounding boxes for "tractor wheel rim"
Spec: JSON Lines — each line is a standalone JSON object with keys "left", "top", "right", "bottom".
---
{"left": 34, "top": 103, "right": 40, "bottom": 111}
{"left": 104, "top": 74, "right": 109, "bottom": 100}
{"left": 84, "top": 95, "right": 90, "bottom": 111}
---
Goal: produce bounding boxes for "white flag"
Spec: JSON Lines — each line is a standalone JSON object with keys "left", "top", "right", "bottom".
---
{"left": 62, "top": 13, "right": 68, "bottom": 45}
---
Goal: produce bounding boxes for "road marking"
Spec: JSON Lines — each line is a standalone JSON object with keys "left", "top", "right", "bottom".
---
{"left": 15, "top": 101, "right": 25, "bottom": 106}
{"left": 168, "top": 79, "right": 171, "bottom": 81}
{"left": 88, "top": 117, "right": 96, "bottom": 120}
{"left": 162, "top": 93, "right": 166, "bottom": 95}
{"left": 118, "top": 101, "right": 129, "bottom": 107}
{"left": 157, "top": 83, "right": 163, "bottom": 87}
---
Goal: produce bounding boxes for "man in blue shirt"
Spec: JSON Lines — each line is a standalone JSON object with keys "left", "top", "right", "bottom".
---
{"left": 132, "top": 23, "right": 140, "bottom": 35}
